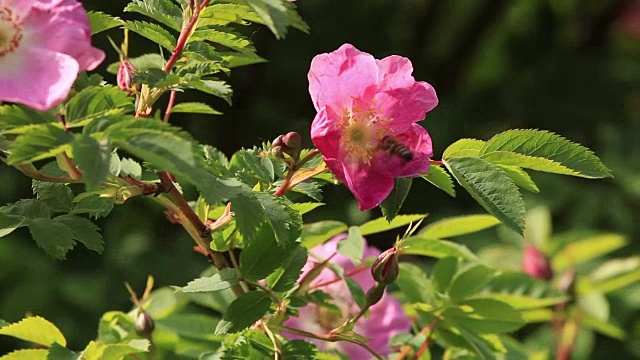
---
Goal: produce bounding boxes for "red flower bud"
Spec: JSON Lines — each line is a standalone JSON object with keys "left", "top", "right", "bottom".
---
{"left": 117, "top": 59, "right": 135, "bottom": 93}
{"left": 371, "top": 247, "right": 399, "bottom": 285}
{"left": 272, "top": 132, "right": 302, "bottom": 160}
{"left": 135, "top": 310, "right": 155, "bottom": 336}
{"left": 523, "top": 244, "right": 553, "bottom": 280}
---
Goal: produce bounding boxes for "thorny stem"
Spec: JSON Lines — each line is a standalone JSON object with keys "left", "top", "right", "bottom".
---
{"left": 397, "top": 314, "right": 443, "bottom": 360}
{"left": 163, "top": 91, "right": 177, "bottom": 123}
{"left": 276, "top": 325, "right": 383, "bottom": 360}
{"left": 163, "top": 0, "right": 210, "bottom": 72}
{"left": 274, "top": 150, "right": 321, "bottom": 196}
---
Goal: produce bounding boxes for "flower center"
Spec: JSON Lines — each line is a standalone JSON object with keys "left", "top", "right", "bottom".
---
{"left": 338, "top": 104, "right": 390, "bottom": 166}
{"left": 0, "top": 5, "right": 23, "bottom": 57}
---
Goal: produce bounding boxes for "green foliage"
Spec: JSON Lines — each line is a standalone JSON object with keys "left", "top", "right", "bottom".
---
{"left": 124, "top": 0, "right": 182, "bottom": 31}
{"left": 175, "top": 268, "right": 239, "bottom": 293}
{"left": 0, "top": 316, "right": 66, "bottom": 347}
{"left": 420, "top": 165, "right": 456, "bottom": 197}
{"left": 380, "top": 177, "right": 412, "bottom": 222}
{"left": 86, "top": 12, "right": 122, "bottom": 35}
{"left": 71, "top": 136, "right": 111, "bottom": 191}
{"left": 215, "top": 291, "right": 272, "bottom": 334}
{"left": 125, "top": 21, "right": 177, "bottom": 51}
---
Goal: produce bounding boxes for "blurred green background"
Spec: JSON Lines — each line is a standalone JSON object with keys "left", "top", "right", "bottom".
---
{"left": 1, "top": 0, "right": 639, "bottom": 357}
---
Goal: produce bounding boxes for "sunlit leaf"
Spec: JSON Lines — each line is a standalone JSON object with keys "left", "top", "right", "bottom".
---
{"left": 0, "top": 316, "right": 65, "bottom": 347}
{"left": 420, "top": 214, "right": 500, "bottom": 239}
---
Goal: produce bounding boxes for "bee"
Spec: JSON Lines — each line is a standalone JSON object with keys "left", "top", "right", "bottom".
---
{"left": 378, "top": 135, "right": 414, "bottom": 162}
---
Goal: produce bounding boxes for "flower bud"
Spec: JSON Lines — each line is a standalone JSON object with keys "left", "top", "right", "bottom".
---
{"left": 371, "top": 247, "right": 399, "bottom": 285}
{"left": 117, "top": 59, "right": 135, "bottom": 93}
{"left": 523, "top": 244, "right": 553, "bottom": 280}
{"left": 135, "top": 310, "right": 155, "bottom": 336}
{"left": 272, "top": 132, "right": 302, "bottom": 160}
{"left": 364, "top": 283, "right": 386, "bottom": 307}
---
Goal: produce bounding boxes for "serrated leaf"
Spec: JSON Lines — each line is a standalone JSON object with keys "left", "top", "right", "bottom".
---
{"left": 421, "top": 165, "right": 455, "bottom": 197}
{"left": 449, "top": 265, "right": 497, "bottom": 302}
{"left": 289, "top": 181, "right": 323, "bottom": 201}
{"left": 0, "top": 349, "right": 48, "bottom": 360}
{"left": 1, "top": 199, "right": 50, "bottom": 220}
{"left": 81, "top": 339, "right": 149, "bottom": 360}
{"left": 124, "top": 0, "right": 182, "bottom": 31}
{"left": 53, "top": 215, "right": 104, "bottom": 254}
{"left": 266, "top": 246, "right": 307, "bottom": 292}
{"left": 192, "top": 26, "right": 256, "bottom": 54}
{"left": 359, "top": 214, "right": 427, "bottom": 236}
{"left": 0, "top": 105, "right": 57, "bottom": 134}
{"left": 215, "top": 291, "right": 272, "bottom": 334}
{"left": 397, "top": 263, "right": 433, "bottom": 303}
{"left": 125, "top": 21, "right": 176, "bottom": 51}
{"left": 119, "top": 158, "right": 143, "bottom": 179}
{"left": 0, "top": 212, "right": 25, "bottom": 237}
{"left": 445, "top": 157, "right": 526, "bottom": 235}
{"left": 72, "top": 135, "right": 111, "bottom": 191}
{"left": 28, "top": 218, "right": 75, "bottom": 259}
{"left": 7, "top": 124, "right": 73, "bottom": 165}
{"left": 239, "top": 222, "right": 298, "bottom": 281}
{"left": 155, "top": 314, "right": 219, "bottom": 339}
{"left": 47, "top": 343, "right": 79, "bottom": 360}
{"left": 0, "top": 316, "right": 66, "bottom": 347}
{"left": 71, "top": 193, "right": 115, "bottom": 219}
{"left": 337, "top": 227, "right": 364, "bottom": 266}
{"left": 106, "top": 53, "right": 166, "bottom": 74}
{"left": 32, "top": 181, "right": 74, "bottom": 213}
{"left": 133, "top": 68, "right": 181, "bottom": 88}
{"left": 87, "top": 11, "right": 122, "bottom": 34}
{"left": 184, "top": 77, "right": 233, "bottom": 104}
{"left": 380, "top": 178, "right": 412, "bottom": 222}
{"left": 291, "top": 202, "right": 324, "bottom": 215}
{"left": 301, "top": 220, "right": 348, "bottom": 249}
{"left": 401, "top": 236, "right": 477, "bottom": 260}
{"left": 445, "top": 299, "right": 524, "bottom": 334}
{"left": 443, "top": 138, "right": 485, "bottom": 159}
{"left": 176, "top": 268, "right": 239, "bottom": 293}
{"left": 432, "top": 257, "right": 460, "bottom": 295}
{"left": 498, "top": 165, "right": 539, "bottom": 193}
{"left": 65, "top": 86, "right": 134, "bottom": 124}
{"left": 477, "top": 272, "right": 566, "bottom": 310}
{"left": 343, "top": 277, "right": 366, "bottom": 309}
{"left": 480, "top": 129, "right": 612, "bottom": 178}
{"left": 171, "top": 102, "right": 222, "bottom": 115}
{"left": 220, "top": 51, "right": 267, "bottom": 68}
{"left": 243, "top": 0, "right": 289, "bottom": 39}
{"left": 281, "top": 340, "right": 317, "bottom": 359}
{"left": 230, "top": 149, "right": 275, "bottom": 184}
{"left": 73, "top": 73, "right": 104, "bottom": 92}
{"left": 552, "top": 234, "right": 627, "bottom": 272}
{"left": 420, "top": 214, "right": 501, "bottom": 239}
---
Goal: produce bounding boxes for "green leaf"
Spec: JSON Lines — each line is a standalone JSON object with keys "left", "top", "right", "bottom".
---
{"left": 155, "top": 314, "right": 220, "bottom": 339}
{"left": 480, "top": 129, "right": 612, "bottom": 178}
{"left": 176, "top": 268, "right": 239, "bottom": 293}
{"left": 73, "top": 73, "right": 104, "bottom": 92}
{"left": 380, "top": 178, "right": 412, "bottom": 222}
{"left": 589, "top": 257, "right": 640, "bottom": 294}
{"left": 0, "top": 316, "right": 66, "bottom": 346}
{"left": 0, "top": 105, "right": 57, "bottom": 134}
{"left": 125, "top": 21, "right": 176, "bottom": 51}
{"left": 301, "top": 220, "right": 348, "bottom": 249}
{"left": 581, "top": 314, "right": 626, "bottom": 340}
{"left": 81, "top": 339, "right": 149, "bottom": 360}
{"left": 72, "top": 135, "right": 111, "bottom": 191}
{"left": 133, "top": 68, "right": 181, "bottom": 88}
{"left": 65, "top": 86, "right": 134, "bottom": 124}
{"left": 1, "top": 199, "right": 50, "bottom": 220}
{"left": 47, "top": 343, "right": 79, "bottom": 360}
{"left": 454, "top": 326, "right": 504, "bottom": 359}
{"left": 498, "top": 165, "right": 540, "bottom": 193}
{"left": 53, "top": 215, "right": 104, "bottom": 254}
{"left": 396, "top": 263, "right": 433, "bottom": 303}
{"left": 432, "top": 257, "right": 460, "bottom": 295}
{"left": 71, "top": 193, "right": 115, "bottom": 219}
{"left": 344, "top": 277, "right": 366, "bottom": 308}
{"left": 420, "top": 165, "right": 455, "bottom": 197}
{"left": 267, "top": 246, "right": 307, "bottom": 292}
{"left": 7, "top": 125, "right": 73, "bottom": 165}
{"left": 445, "top": 157, "right": 525, "bottom": 235}
{"left": 119, "top": 157, "right": 143, "bottom": 179}
{"left": 28, "top": 218, "right": 75, "bottom": 260}
{"left": 401, "top": 236, "right": 477, "bottom": 260}
{"left": 291, "top": 202, "right": 324, "bottom": 215}
{"left": 0, "top": 349, "right": 48, "bottom": 360}
{"left": 32, "top": 181, "right": 74, "bottom": 213}
{"left": 477, "top": 272, "right": 567, "bottom": 310}
{"left": 215, "top": 291, "right": 272, "bottom": 334}
{"left": 239, "top": 223, "right": 298, "bottom": 281}
{"left": 192, "top": 26, "right": 256, "bottom": 54}
{"left": 106, "top": 53, "right": 166, "bottom": 74}
{"left": 184, "top": 78, "right": 233, "bottom": 104}
{"left": 449, "top": 264, "right": 496, "bottom": 302}
{"left": 359, "top": 214, "right": 427, "bottom": 236}
{"left": 171, "top": 102, "right": 222, "bottom": 115}
{"left": 445, "top": 299, "right": 524, "bottom": 333}
{"left": 0, "top": 212, "right": 26, "bottom": 238}
{"left": 220, "top": 51, "right": 267, "bottom": 68}
{"left": 230, "top": 149, "right": 275, "bottom": 184}
{"left": 124, "top": 0, "right": 182, "bottom": 31}
{"left": 420, "top": 214, "right": 501, "bottom": 239}
{"left": 281, "top": 340, "right": 317, "bottom": 359}
{"left": 443, "top": 138, "right": 485, "bottom": 159}
{"left": 552, "top": 234, "right": 627, "bottom": 272}
{"left": 243, "top": 0, "right": 289, "bottom": 39}
{"left": 87, "top": 11, "right": 122, "bottom": 34}
{"left": 337, "top": 227, "right": 364, "bottom": 265}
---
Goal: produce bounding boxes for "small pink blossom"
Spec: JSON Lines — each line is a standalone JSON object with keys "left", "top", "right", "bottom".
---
{"left": 523, "top": 244, "right": 553, "bottom": 280}
{"left": 283, "top": 235, "right": 410, "bottom": 359}
{"left": 0, "top": 0, "right": 105, "bottom": 111}
{"left": 309, "top": 44, "right": 438, "bottom": 210}
{"left": 117, "top": 58, "right": 135, "bottom": 93}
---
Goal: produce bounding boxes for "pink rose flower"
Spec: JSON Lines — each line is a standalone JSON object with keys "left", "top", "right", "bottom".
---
{"left": 283, "top": 235, "right": 410, "bottom": 359}
{"left": 522, "top": 244, "right": 553, "bottom": 280}
{"left": 309, "top": 44, "right": 438, "bottom": 210}
{"left": 0, "top": 0, "right": 105, "bottom": 111}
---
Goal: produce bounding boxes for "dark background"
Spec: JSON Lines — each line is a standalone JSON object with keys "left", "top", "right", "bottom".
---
{"left": 1, "top": 0, "right": 639, "bottom": 357}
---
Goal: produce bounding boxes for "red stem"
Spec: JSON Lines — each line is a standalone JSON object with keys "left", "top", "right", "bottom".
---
{"left": 163, "top": 91, "right": 177, "bottom": 123}
{"left": 163, "top": 0, "right": 210, "bottom": 72}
